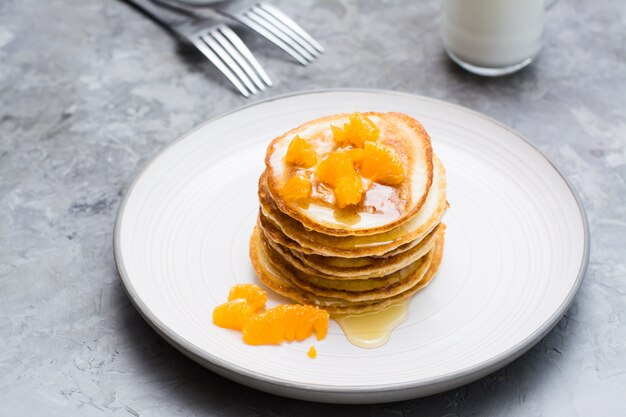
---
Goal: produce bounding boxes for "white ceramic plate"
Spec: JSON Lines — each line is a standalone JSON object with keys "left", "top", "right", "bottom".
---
{"left": 114, "top": 90, "right": 588, "bottom": 404}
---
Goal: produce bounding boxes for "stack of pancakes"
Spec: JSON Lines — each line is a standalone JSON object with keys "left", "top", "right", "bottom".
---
{"left": 250, "top": 112, "right": 448, "bottom": 315}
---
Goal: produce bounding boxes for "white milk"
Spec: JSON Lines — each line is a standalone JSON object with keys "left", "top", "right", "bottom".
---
{"left": 442, "top": 0, "right": 545, "bottom": 74}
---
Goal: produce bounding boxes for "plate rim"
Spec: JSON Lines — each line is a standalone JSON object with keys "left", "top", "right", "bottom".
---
{"left": 113, "top": 88, "right": 590, "bottom": 397}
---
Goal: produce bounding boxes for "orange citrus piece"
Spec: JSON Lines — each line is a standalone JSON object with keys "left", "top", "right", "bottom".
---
{"left": 244, "top": 305, "right": 285, "bottom": 345}
{"left": 330, "top": 125, "right": 345, "bottom": 145}
{"left": 281, "top": 174, "right": 312, "bottom": 204}
{"left": 212, "top": 300, "right": 253, "bottom": 331}
{"left": 334, "top": 175, "right": 363, "bottom": 208}
{"left": 285, "top": 135, "right": 318, "bottom": 168}
{"left": 347, "top": 112, "right": 379, "bottom": 146}
{"left": 307, "top": 346, "right": 317, "bottom": 359}
{"left": 242, "top": 304, "right": 330, "bottom": 345}
{"left": 333, "top": 113, "right": 379, "bottom": 148}
{"left": 340, "top": 147, "right": 364, "bottom": 166}
{"left": 360, "top": 141, "right": 405, "bottom": 185}
{"left": 227, "top": 283, "right": 267, "bottom": 311}
{"left": 315, "top": 151, "right": 357, "bottom": 188}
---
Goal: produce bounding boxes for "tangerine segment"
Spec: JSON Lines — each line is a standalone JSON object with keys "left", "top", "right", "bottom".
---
{"left": 335, "top": 175, "right": 363, "bottom": 208}
{"left": 340, "top": 148, "right": 364, "bottom": 166}
{"left": 227, "top": 283, "right": 267, "bottom": 311}
{"left": 212, "top": 300, "right": 253, "bottom": 331}
{"left": 282, "top": 174, "right": 312, "bottom": 204}
{"left": 244, "top": 306, "right": 285, "bottom": 345}
{"left": 242, "top": 305, "right": 330, "bottom": 345}
{"left": 330, "top": 125, "right": 346, "bottom": 145}
{"left": 347, "top": 112, "right": 380, "bottom": 145}
{"left": 285, "top": 135, "right": 318, "bottom": 168}
{"left": 315, "top": 151, "right": 357, "bottom": 188}
{"left": 360, "top": 141, "right": 405, "bottom": 185}
{"left": 333, "top": 113, "right": 380, "bottom": 148}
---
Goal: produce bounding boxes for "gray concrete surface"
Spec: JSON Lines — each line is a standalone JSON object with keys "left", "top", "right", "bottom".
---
{"left": 1, "top": 0, "right": 625, "bottom": 415}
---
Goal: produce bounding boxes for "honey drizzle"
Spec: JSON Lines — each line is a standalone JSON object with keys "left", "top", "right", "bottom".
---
{"left": 332, "top": 301, "right": 409, "bottom": 349}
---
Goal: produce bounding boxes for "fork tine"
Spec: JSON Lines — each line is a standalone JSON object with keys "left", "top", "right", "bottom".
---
{"left": 257, "top": 2, "right": 325, "bottom": 53}
{"left": 236, "top": 14, "right": 310, "bottom": 65}
{"left": 240, "top": 12, "right": 315, "bottom": 65}
{"left": 218, "top": 26, "right": 273, "bottom": 87}
{"left": 201, "top": 32, "right": 259, "bottom": 95}
{"left": 244, "top": 11, "right": 316, "bottom": 62}
{"left": 189, "top": 36, "right": 251, "bottom": 97}
{"left": 211, "top": 26, "right": 266, "bottom": 91}
{"left": 250, "top": 6, "right": 320, "bottom": 58}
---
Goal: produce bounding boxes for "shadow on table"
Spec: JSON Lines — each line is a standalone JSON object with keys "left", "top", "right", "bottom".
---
{"left": 115, "top": 280, "right": 579, "bottom": 417}
{"left": 435, "top": 49, "right": 548, "bottom": 108}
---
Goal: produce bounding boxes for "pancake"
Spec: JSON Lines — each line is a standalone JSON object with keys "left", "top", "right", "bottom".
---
{"left": 250, "top": 225, "right": 445, "bottom": 315}
{"left": 248, "top": 111, "right": 448, "bottom": 317}
{"left": 261, "top": 229, "right": 433, "bottom": 291}
{"left": 265, "top": 112, "right": 434, "bottom": 236}
{"left": 265, "top": 224, "right": 441, "bottom": 280}
{"left": 260, "top": 229, "right": 435, "bottom": 301}
{"left": 258, "top": 212, "right": 433, "bottom": 259}
{"left": 258, "top": 155, "right": 448, "bottom": 258}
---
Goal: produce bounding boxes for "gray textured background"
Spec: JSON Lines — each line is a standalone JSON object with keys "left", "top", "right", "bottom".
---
{"left": 1, "top": 0, "right": 625, "bottom": 415}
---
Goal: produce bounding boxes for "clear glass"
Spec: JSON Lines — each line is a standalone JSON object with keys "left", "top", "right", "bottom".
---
{"left": 442, "top": 0, "right": 545, "bottom": 76}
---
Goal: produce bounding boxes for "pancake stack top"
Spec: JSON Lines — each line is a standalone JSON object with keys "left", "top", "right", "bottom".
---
{"left": 250, "top": 112, "right": 448, "bottom": 315}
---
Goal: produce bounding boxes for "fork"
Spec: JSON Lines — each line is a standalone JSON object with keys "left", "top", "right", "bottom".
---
{"left": 164, "top": 0, "right": 325, "bottom": 65}
{"left": 124, "top": 0, "right": 272, "bottom": 97}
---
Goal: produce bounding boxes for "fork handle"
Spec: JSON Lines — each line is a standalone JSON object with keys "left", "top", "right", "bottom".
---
{"left": 160, "top": 0, "right": 227, "bottom": 6}
{"left": 123, "top": 0, "right": 189, "bottom": 32}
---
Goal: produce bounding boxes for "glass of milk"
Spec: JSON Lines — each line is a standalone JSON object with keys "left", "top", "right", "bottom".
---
{"left": 442, "top": 0, "right": 546, "bottom": 76}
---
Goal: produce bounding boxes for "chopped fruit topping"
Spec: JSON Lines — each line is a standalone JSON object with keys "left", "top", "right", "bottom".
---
{"left": 278, "top": 113, "right": 406, "bottom": 211}
{"left": 315, "top": 151, "right": 357, "bottom": 188}
{"left": 332, "top": 113, "right": 379, "bottom": 148}
{"left": 282, "top": 174, "right": 312, "bottom": 204}
{"left": 340, "top": 147, "right": 364, "bottom": 166}
{"left": 316, "top": 151, "right": 363, "bottom": 207}
{"left": 228, "top": 283, "right": 267, "bottom": 311}
{"left": 335, "top": 175, "right": 363, "bottom": 208}
{"left": 213, "top": 284, "right": 267, "bottom": 330}
{"left": 360, "top": 141, "right": 405, "bottom": 185}
{"left": 212, "top": 300, "right": 253, "bottom": 331}
{"left": 213, "top": 285, "right": 330, "bottom": 347}
{"left": 307, "top": 346, "right": 317, "bottom": 359}
{"left": 285, "top": 135, "right": 318, "bottom": 168}
{"left": 348, "top": 112, "right": 380, "bottom": 145}
{"left": 242, "top": 304, "right": 330, "bottom": 345}
{"left": 330, "top": 125, "right": 345, "bottom": 144}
